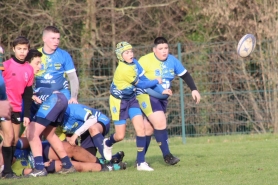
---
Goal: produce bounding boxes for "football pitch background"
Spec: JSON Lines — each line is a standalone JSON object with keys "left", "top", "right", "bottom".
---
{"left": 3, "top": 134, "right": 278, "bottom": 185}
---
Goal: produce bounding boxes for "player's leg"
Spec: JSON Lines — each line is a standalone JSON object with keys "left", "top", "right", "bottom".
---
{"left": 42, "top": 125, "right": 75, "bottom": 174}
{"left": 143, "top": 118, "right": 153, "bottom": 154}
{"left": 129, "top": 105, "right": 153, "bottom": 171}
{"left": 103, "top": 124, "right": 126, "bottom": 160}
{"left": 137, "top": 94, "right": 180, "bottom": 165}
{"left": 88, "top": 121, "right": 106, "bottom": 158}
{"left": 71, "top": 161, "right": 101, "bottom": 172}
{"left": 0, "top": 120, "right": 18, "bottom": 178}
{"left": 26, "top": 120, "right": 47, "bottom": 174}
{"left": 103, "top": 96, "right": 128, "bottom": 160}
{"left": 49, "top": 141, "right": 98, "bottom": 163}
{"left": 54, "top": 160, "right": 122, "bottom": 172}
{"left": 11, "top": 112, "right": 21, "bottom": 157}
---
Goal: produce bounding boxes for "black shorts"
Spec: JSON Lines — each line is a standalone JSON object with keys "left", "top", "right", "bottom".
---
{"left": 11, "top": 112, "right": 21, "bottom": 125}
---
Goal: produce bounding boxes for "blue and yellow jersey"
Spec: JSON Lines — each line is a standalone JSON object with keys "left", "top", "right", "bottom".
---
{"left": 60, "top": 104, "right": 110, "bottom": 135}
{"left": 0, "top": 70, "right": 7, "bottom": 100}
{"left": 110, "top": 59, "right": 144, "bottom": 100}
{"left": 35, "top": 47, "right": 75, "bottom": 91}
{"left": 137, "top": 52, "right": 187, "bottom": 94}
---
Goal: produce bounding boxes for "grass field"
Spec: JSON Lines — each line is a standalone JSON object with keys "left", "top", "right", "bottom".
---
{"left": 2, "top": 134, "right": 278, "bottom": 185}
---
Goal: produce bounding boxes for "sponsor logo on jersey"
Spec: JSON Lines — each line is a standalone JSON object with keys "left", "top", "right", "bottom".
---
{"left": 44, "top": 73, "right": 53, "bottom": 80}
{"left": 54, "top": 63, "right": 62, "bottom": 70}
{"left": 155, "top": 69, "right": 160, "bottom": 76}
{"left": 84, "top": 108, "right": 93, "bottom": 115}
{"left": 42, "top": 105, "right": 50, "bottom": 110}
{"left": 73, "top": 122, "right": 78, "bottom": 128}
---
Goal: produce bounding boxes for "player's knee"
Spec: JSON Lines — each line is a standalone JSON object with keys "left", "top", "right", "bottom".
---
{"left": 3, "top": 133, "right": 14, "bottom": 144}
{"left": 88, "top": 124, "right": 102, "bottom": 136}
{"left": 115, "top": 133, "right": 125, "bottom": 141}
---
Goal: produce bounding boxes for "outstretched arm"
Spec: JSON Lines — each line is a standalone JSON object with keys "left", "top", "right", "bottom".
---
{"left": 135, "top": 75, "right": 161, "bottom": 89}
{"left": 180, "top": 72, "right": 201, "bottom": 104}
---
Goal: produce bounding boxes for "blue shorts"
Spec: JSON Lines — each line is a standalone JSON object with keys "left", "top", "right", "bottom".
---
{"left": 109, "top": 95, "right": 142, "bottom": 124}
{"left": 137, "top": 94, "right": 168, "bottom": 117}
{"left": 34, "top": 93, "right": 68, "bottom": 127}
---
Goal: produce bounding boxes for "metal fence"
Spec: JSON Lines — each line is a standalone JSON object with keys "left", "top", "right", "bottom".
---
{"left": 66, "top": 39, "right": 278, "bottom": 141}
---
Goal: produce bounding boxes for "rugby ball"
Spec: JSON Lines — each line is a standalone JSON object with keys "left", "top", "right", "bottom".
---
{"left": 237, "top": 34, "right": 256, "bottom": 58}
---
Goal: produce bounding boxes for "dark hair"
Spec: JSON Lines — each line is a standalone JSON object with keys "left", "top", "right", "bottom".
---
{"left": 12, "top": 36, "right": 30, "bottom": 48}
{"left": 154, "top": 37, "right": 168, "bottom": 46}
{"left": 43, "top": 26, "right": 60, "bottom": 35}
{"left": 25, "top": 49, "right": 42, "bottom": 63}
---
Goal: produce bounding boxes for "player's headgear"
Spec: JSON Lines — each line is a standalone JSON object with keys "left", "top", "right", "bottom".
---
{"left": 115, "top": 42, "right": 132, "bottom": 61}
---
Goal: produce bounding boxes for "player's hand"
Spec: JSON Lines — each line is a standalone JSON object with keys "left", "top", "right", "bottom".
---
{"left": 156, "top": 77, "right": 162, "bottom": 84}
{"left": 192, "top": 90, "right": 201, "bottom": 104}
{"left": 44, "top": 159, "right": 53, "bottom": 167}
{"left": 67, "top": 134, "right": 78, "bottom": 145}
{"left": 68, "top": 97, "right": 78, "bottom": 104}
{"left": 162, "top": 89, "right": 172, "bottom": 96}
{"left": 23, "top": 117, "right": 30, "bottom": 127}
{"left": 32, "top": 95, "right": 42, "bottom": 104}
{"left": 0, "top": 100, "right": 12, "bottom": 119}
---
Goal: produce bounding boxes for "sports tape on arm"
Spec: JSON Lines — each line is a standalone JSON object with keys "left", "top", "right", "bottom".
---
{"left": 180, "top": 72, "right": 197, "bottom": 91}
{"left": 74, "top": 115, "right": 98, "bottom": 136}
{"left": 67, "top": 72, "right": 79, "bottom": 99}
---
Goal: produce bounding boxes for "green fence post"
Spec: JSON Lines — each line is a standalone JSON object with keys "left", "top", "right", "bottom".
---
{"left": 177, "top": 43, "right": 186, "bottom": 144}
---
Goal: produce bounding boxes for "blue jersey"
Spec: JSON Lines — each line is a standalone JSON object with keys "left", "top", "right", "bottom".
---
{"left": 0, "top": 70, "right": 7, "bottom": 100}
{"left": 62, "top": 104, "right": 110, "bottom": 134}
{"left": 110, "top": 59, "right": 144, "bottom": 100}
{"left": 137, "top": 53, "right": 187, "bottom": 95}
{"left": 35, "top": 48, "right": 75, "bottom": 91}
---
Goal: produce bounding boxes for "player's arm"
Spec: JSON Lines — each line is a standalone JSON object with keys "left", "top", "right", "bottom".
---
{"left": 179, "top": 72, "right": 201, "bottom": 104}
{"left": 63, "top": 51, "right": 79, "bottom": 103}
{"left": 135, "top": 75, "right": 160, "bottom": 89}
{"left": 179, "top": 72, "right": 197, "bottom": 91}
{"left": 67, "top": 71, "right": 79, "bottom": 103}
{"left": 22, "top": 85, "right": 33, "bottom": 125}
{"left": 68, "top": 115, "right": 98, "bottom": 145}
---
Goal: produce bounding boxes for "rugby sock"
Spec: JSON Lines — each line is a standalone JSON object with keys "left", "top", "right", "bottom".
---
{"left": 61, "top": 156, "right": 72, "bottom": 169}
{"left": 11, "top": 146, "right": 16, "bottom": 162}
{"left": 2, "top": 146, "right": 12, "bottom": 174}
{"left": 154, "top": 129, "right": 170, "bottom": 157}
{"left": 92, "top": 133, "right": 105, "bottom": 158}
{"left": 34, "top": 156, "right": 44, "bottom": 170}
{"left": 16, "top": 139, "right": 23, "bottom": 149}
{"left": 95, "top": 157, "right": 101, "bottom": 164}
{"left": 105, "top": 134, "right": 116, "bottom": 147}
{"left": 136, "top": 136, "right": 146, "bottom": 164}
{"left": 145, "top": 135, "right": 152, "bottom": 154}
